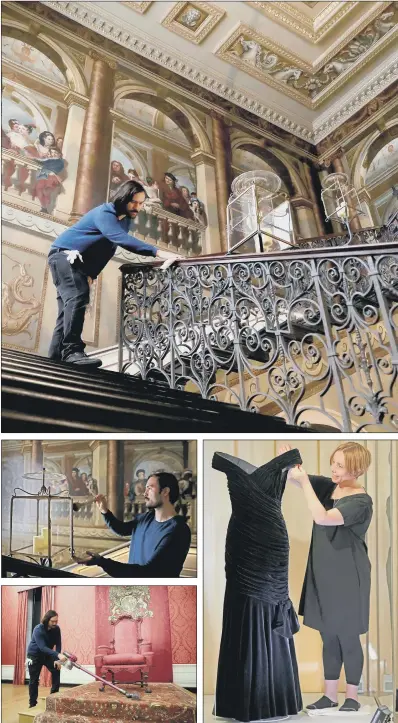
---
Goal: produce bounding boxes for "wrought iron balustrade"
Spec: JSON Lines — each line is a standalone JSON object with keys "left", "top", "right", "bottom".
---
{"left": 118, "top": 230, "right": 398, "bottom": 432}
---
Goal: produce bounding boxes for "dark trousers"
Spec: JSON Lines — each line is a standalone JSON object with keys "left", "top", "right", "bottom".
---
{"left": 28, "top": 654, "right": 60, "bottom": 705}
{"left": 321, "top": 632, "right": 364, "bottom": 686}
{"left": 48, "top": 248, "right": 90, "bottom": 360}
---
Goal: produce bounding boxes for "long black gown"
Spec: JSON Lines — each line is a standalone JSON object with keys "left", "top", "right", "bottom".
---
{"left": 212, "top": 449, "right": 303, "bottom": 722}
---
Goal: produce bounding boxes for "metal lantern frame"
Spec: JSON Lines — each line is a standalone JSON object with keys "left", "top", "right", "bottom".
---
{"left": 227, "top": 172, "right": 295, "bottom": 254}
{"left": 9, "top": 467, "right": 76, "bottom": 567}
{"left": 321, "top": 172, "right": 364, "bottom": 241}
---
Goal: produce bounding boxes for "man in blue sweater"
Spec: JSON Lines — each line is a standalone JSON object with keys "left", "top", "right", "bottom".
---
{"left": 27, "top": 609, "right": 66, "bottom": 708}
{"left": 74, "top": 472, "right": 191, "bottom": 577}
{"left": 48, "top": 180, "right": 182, "bottom": 366}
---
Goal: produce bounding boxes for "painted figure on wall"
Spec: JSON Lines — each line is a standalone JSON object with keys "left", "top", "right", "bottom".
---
{"left": 2, "top": 114, "right": 67, "bottom": 209}
{"left": 33, "top": 147, "right": 65, "bottom": 213}
{"left": 108, "top": 160, "right": 129, "bottom": 198}
{"left": 124, "top": 467, "right": 147, "bottom": 520}
{"left": 190, "top": 197, "right": 206, "bottom": 225}
{"left": 143, "top": 176, "right": 161, "bottom": 205}
{"left": 68, "top": 467, "right": 90, "bottom": 496}
{"left": 159, "top": 172, "right": 193, "bottom": 219}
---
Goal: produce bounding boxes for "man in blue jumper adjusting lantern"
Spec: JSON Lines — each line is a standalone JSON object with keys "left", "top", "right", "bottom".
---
{"left": 73, "top": 472, "right": 191, "bottom": 577}
{"left": 48, "top": 180, "right": 182, "bottom": 367}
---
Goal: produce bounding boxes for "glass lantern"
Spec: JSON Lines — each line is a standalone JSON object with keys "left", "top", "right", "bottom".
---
{"left": 227, "top": 170, "right": 295, "bottom": 254}
{"left": 321, "top": 172, "right": 363, "bottom": 230}
{"left": 9, "top": 468, "right": 76, "bottom": 568}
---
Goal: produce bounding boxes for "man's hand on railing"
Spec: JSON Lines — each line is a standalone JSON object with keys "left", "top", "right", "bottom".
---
{"left": 156, "top": 248, "right": 185, "bottom": 270}
{"left": 72, "top": 550, "right": 102, "bottom": 566}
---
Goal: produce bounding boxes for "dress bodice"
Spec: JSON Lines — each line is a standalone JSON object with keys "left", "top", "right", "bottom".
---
{"left": 212, "top": 448, "right": 302, "bottom": 606}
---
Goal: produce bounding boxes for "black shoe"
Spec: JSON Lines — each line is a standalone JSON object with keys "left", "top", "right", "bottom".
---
{"left": 64, "top": 352, "right": 102, "bottom": 367}
{"left": 29, "top": 702, "right": 37, "bottom": 708}
{"left": 40, "top": 207, "right": 48, "bottom": 213}
{"left": 307, "top": 696, "right": 338, "bottom": 710}
{"left": 340, "top": 699, "right": 360, "bottom": 712}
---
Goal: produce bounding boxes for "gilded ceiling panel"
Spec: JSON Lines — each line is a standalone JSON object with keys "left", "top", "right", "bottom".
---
{"left": 216, "top": 8, "right": 398, "bottom": 109}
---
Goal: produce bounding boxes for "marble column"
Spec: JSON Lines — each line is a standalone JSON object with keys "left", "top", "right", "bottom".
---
{"left": 107, "top": 441, "right": 124, "bottom": 520}
{"left": 55, "top": 91, "right": 87, "bottom": 219}
{"left": 70, "top": 54, "right": 116, "bottom": 220}
{"left": 91, "top": 441, "right": 108, "bottom": 526}
{"left": 302, "top": 163, "right": 326, "bottom": 236}
{"left": 290, "top": 196, "right": 318, "bottom": 239}
{"left": 191, "top": 150, "right": 220, "bottom": 254}
{"left": 31, "top": 440, "right": 43, "bottom": 473}
{"left": 211, "top": 113, "right": 232, "bottom": 253}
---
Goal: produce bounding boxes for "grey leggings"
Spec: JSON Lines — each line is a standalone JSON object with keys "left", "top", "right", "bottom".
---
{"left": 321, "top": 632, "right": 364, "bottom": 686}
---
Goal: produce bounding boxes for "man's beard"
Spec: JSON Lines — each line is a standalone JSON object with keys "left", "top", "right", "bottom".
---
{"left": 145, "top": 499, "right": 163, "bottom": 509}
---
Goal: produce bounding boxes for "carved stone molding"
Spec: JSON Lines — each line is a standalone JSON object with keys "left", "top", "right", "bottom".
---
{"left": 216, "top": 8, "right": 398, "bottom": 109}
{"left": 29, "top": 0, "right": 398, "bottom": 145}
{"left": 190, "top": 149, "right": 216, "bottom": 165}
{"left": 247, "top": 1, "right": 358, "bottom": 43}
{"left": 64, "top": 89, "right": 89, "bottom": 109}
{"left": 88, "top": 48, "right": 118, "bottom": 70}
{"left": 1, "top": 203, "right": 69, "bottom": 236}
{"left": 161, "top": 1, "right": 225, "bottom": 45}
{"left": 315, "top": 76, "right": 398, "bottom": 151}
{"left": 120, "top": 1, "right": 153, "bottom": 14}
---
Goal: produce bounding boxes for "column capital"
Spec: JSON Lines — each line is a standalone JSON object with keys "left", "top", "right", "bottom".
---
{"left": 89, "top": 49, "right": 118, "bottom": 70}
{"left": 63, "top": 90, "right": 89, "bottom": 109}
{"left": 191, "top": 150, "right": 216, "bottom": 166}
{"left": 357, "top": 186, "right": 371, "bottom": 202}
{"left": 290, "top": 195, "right": 314, "bottom": 210}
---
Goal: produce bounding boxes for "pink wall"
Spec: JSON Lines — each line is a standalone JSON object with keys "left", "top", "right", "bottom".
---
{"left": 1, "top": 587, "right": 20, "bottom": 664}
{"left": 1, "top": 586, "right": 196, "bottom": 666}
{"left": 54, "top": 586, "right": 96, "bottom": 665}
{"left": 168, "top": 586, "right": 197, "bottom": 664}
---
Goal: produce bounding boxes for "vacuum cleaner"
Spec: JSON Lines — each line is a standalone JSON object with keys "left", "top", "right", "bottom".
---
{"left": 61, "top": 651, "right": 140, "bottom": 700}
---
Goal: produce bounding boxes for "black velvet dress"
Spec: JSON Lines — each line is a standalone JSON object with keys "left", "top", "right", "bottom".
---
{"left": 212, "top": 449, "right": 303, "bottom": 722}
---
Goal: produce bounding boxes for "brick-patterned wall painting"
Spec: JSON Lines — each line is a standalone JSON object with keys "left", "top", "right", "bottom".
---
{"left": 168, "top": 586, "right": 197, "bottom": 664}
{"left": 54, "top": 586, "right": 96, "bottom": 665}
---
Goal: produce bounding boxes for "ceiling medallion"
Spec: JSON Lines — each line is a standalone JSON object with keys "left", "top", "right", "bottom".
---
{"left": 161, "top": 1, "right": 225, "bottom": 44}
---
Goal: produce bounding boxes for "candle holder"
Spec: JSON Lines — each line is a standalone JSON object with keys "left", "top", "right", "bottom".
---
{"left": 227, "top": 170, "right": 295, "bottom": 254}
{"left": 9, "top": 467, "right": 76, "bottom": 568}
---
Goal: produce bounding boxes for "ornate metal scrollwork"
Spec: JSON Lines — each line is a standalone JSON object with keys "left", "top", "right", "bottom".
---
{"left": 119, "top": 235, "right": 398, "bottom": 432}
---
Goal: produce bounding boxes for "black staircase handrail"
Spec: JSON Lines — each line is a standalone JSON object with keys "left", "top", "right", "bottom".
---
{"left": 2, "top": 554, "right": 81, "bottom": 577}
{"left": 120, "top": 238, "right": 398, "bottom": 273}
{"left": 118, "top": 231, "right": 398, "bottom": 432}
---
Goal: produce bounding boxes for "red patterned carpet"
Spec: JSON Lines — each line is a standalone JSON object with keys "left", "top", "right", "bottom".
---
{"left": 34, "top": 682, "right": 196, "bottom": 722}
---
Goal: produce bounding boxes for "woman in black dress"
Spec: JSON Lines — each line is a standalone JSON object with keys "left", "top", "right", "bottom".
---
{"left": 280, "top": 442, "right": 373, "bottom": 713}
{"left": 212, "top": 448, "right": 303, "bottom": 722}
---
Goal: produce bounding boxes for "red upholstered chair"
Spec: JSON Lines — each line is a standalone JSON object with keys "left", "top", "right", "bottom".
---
{"left": 94, "top": 615, "right": 154, "bottom": 693}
